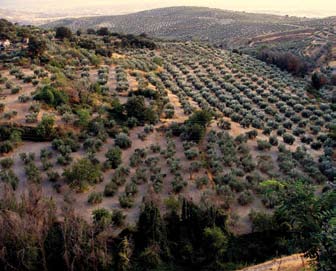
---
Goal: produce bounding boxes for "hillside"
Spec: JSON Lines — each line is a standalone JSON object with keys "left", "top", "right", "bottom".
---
{"left": 239, "top": 16, "right": 336, "bottom": 100}
{"left": 239, "top": 254, "right": 312, "bottom": 271}
{"left": 0, "top": 19, "right": 335, "bottom": 270}
{"left": 43, "top": 6, "right": 318, "bottom": 46}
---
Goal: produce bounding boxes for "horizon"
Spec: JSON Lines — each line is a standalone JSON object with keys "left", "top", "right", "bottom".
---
{"left": 0, "top": 0, "right": 335, "bottom": 18}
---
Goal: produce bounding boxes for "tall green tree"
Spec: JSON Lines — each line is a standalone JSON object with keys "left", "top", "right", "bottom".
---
{"left": 28, "top": 37, "right": 47, "bottom": 58}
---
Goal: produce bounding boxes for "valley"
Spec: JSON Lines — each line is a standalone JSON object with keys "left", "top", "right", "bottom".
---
{"left": 0, "top": 9, "right": 335, "bottom": 271}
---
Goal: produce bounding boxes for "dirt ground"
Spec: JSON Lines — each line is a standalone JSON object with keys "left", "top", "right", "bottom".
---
{"left": 238, "top": 254, "right": 313, "bottom": 271}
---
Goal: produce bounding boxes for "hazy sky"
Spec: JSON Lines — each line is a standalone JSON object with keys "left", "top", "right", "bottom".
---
{"left": 1, "top": 0, "right": 336, "bottom": 17}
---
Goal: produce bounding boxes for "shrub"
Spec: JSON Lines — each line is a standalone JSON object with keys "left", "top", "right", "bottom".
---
{"left": 11, "top": 86, "right": 21, "bottom": 94}
{"left": 36, "top": 115, "right": 56, "bottom": 139}
{"left": 112, "top": 210, "right": 125, "bottom": 226}
{"left": 88, "top": 192, "right": 103, "bottom": 204}
{"left": 283, "top": 133, "right": 295, "bottom": 145}
{"left": 249, "top": 211, "right": 275, "bottom": 232}
{"left": 55, "top": 26, "right": 72, "bottom": 40}
{"left": 34, "top": 85, "right": 68, "bottom": 107}
{"left": 20, "top": 152, "right": 35, "bottom": 164}
{"left": 311, "top": 72, "right": 327, "bottom": 90}
{"left": 184, "top": 148, "right": 199, "bottom": 160}
{"left": 124, "top": 96, "right": 151, "bottom": 123}
{"left": 97, "top": 27, "right": 109, "bottom": 36}
{"left": 182, "top": 110, "right": 212, "bottom": 143}
{"left": 18, "top": 95, "right": 30, "bottom": 103}
{"left": 0, "top": 158, "right": 14, "bottom": 169}
{"left": 25, "top": 162, "right": 41, "bottom": 183}
{"left": 0, "top": 169, "right": 19, "bottom": 190}
{"left": 257, "top": 140, "right": 271, "bottom": 151}
{"left": 311, "top": 141, "right": 322, "bottom": 150}
{"left": 196, "top": 177, "right": 209, "bottom": 189}
{"left": 246, "top": 130, "right": 258, "bottom": 139}
{"left": 63, "top": 158, "right": 103, "bottom": 191}
{"left": 105, "top": 147, "right": 122, "bottom": 169}
{"left": 125, "top": 182, "right": 138, "bottom": 196}
{"left": 28, "top": 37, "right": 47, "bottom": 57}
{"left": 172, "top": 175, "right": 187, "bottom": 193}
{"left": 218, "top": 119, "right": 231, "bottom": 130}
{"left": 269, "top": 136, "right": 278, "bottom": 146}
{"left": 104, "top": 182, "right": 118, "bottom": 197}
{"left": 115, "top": 133, "right": 132, "bottom": 149}
{"left": 47, "top": 171, "right": 60, "bottom": 182}
{"left": 92, "top": 208, "right": 112, "bottom": 227}
{"left": 76, "top": 109, "right": 90, "bottom": 127}
{"left": 238, "top": 191, "right": 254, "bottom": 206}
{"left": 119, "top": 193, "right": 134, "bottom": 208}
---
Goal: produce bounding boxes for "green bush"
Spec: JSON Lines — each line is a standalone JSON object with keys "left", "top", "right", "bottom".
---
{"left": 55, "top": 26, "right": 72, "bottom": 40}
{"left": 25, "top": 162, "right": 41, "bottom": 183}
{"left": 269, "top": 136, "right": 278, "bottom": 146}
{"left": 196, "top": 177, "right": 209, "bottom": 189}
{"left": 283, "top": 133, "right": 295, "bottom": 145}
{"left": 104, "top": 182, "right": 118, "bottom": 197}
{"left": 238, "top": 191, "right": 254, "bottom": 206}
{"left": 36, "top": 115, "right": 56, "bottom": 139}
{"left": 88, "top": 192, "right": 103, "bottom": 205}
{"left": 34, "top": 85, "right": 68, "bottom": 107}
{"left": 0, "top": 158, "right": 14, "bottom": 169}
{"left": 63, "top": 158, "right": 103, "bottom": 191}
{"left": 105, "top": 147, "right": 122, "bottom": 169}
{"left": 115, "top": 133, "right": 132, "bottom": 149}
{"left": 112, "top": 210, "right": 125, "bottom": 226}
{"left": 257, "top": 140, "right": 271, "bottom": 151}
{"left": 0, "top": 169, "right": 19, "bottom": 190}
{"left": 119, "top": 193, "right": 134, "bottom": 208}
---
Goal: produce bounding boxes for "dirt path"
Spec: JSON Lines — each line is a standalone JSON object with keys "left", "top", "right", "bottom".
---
{"left": 238, "top": 254, "right": 312, "bottom": 271}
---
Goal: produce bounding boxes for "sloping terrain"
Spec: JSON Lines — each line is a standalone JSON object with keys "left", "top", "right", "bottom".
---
{"left": 239, "top": 254, "right": 312, "bottom": 271}
{"left": 1, "top": 25, "right": 334, "bottom": 231}
{"left": 43, "top": 6, "right": 318, "bottom": 46}
{"left": 0, "top": 19, "right": 334, "bottom": 271}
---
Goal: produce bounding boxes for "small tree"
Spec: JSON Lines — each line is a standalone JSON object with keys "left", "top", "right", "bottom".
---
{"left": 55, "top": 27, "right": 72, "bottom": 40}
{"left": 97, "top": 27, "right": 109, "bottom": 36}
{"left": 115, "top": 133, "right": 132, "bottom": 149}
{"left": 312, "top": 72, "right": 327, "bottom": 90}
{"left": 36, "top": 115, "right": 55, "bottom": 139}
{"left": 204, "top": 226, "right": 228, "bottom": 267}
{"left": 92, "top": 208, "right": 112, "bottom": 228}
{"left": 88, "top": 192, "right": 103, "bottom": 204}
{"left": 257, "top": 140, "right": 271, "bottom": 151}
{"left": 283, "top": 133, "right": 295, "bottom": 145}
{"left": 63, "top": 158, "right": 102, "bottom": 191}
{"left": 87, "top": 28, "right": 96, "bottom": 35}
{"left": 28, "top": 37, "right": 47, "bottom": 58}
{"left": 105, "top": 147, "right": 122, "bottom": 169}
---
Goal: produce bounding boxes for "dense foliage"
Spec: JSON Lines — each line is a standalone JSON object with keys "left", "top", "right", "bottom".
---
{"left": 0, "top": 183, "right": 334, "bottom": 270}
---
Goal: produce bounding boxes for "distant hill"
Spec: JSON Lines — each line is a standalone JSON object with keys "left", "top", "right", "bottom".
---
{"left": 43, "top": 6, "right": 321, "bottom": 47}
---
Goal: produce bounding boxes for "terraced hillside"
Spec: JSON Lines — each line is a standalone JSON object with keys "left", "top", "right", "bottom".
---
{"left": 241, "top": 17, "right": 336, "bottom": 94}
{"left": 0, "top": 21, "right": 335, "bottom": 270}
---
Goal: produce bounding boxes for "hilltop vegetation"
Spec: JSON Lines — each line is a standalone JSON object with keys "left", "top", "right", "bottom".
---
{"left": 43, "top": 6, "right": 317, "bottom": 47}
{"left": 239, "top": 17, "right": 336, "bottom": 100}
{"left": 0, "top": 20, "right": 335, "bottom": 270}
{"left": 42, "top": 7, "right": 336, "bottom": 99}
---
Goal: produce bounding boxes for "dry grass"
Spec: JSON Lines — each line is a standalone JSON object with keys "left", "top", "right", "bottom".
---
{"left": 238, "top": 254, "right": 314, "bottom": 271}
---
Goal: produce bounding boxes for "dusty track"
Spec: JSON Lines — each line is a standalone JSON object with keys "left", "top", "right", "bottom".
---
{"left": 238, "top": 254, "right": 312, "bottom": 271}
